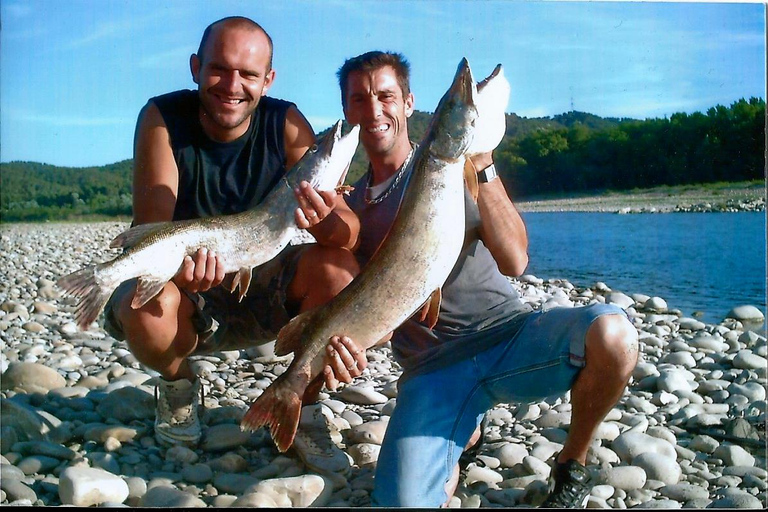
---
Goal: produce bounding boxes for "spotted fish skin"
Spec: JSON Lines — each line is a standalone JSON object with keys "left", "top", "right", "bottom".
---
{"left": 57, "top": 121, "right": 360, "bottom": 330}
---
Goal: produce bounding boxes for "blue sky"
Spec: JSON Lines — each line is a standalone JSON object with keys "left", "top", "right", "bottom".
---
{"left": 1, "top": 0, "right": 765, "bottom": 168}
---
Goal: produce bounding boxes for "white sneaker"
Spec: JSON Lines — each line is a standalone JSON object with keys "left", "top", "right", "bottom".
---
{"left": 154, "top": 377, "right": 202, "bottom": 447}
{"left": 292, "top": 404, "right": 350, "bottom": 475}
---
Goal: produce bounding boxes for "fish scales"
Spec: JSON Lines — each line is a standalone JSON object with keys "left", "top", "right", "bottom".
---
{"left": 241, "top": 58, "right": 494, "bottom": 452}
{"left": 58, "top": 121, "right": 360, "bottom": 329}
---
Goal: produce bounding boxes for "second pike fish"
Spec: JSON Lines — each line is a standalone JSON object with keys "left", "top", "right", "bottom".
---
{"left": 57, "top": 121, "right": 360, "bottom": 330}
{"left": 241, "top": 59, "right": 510, "bottom": 452}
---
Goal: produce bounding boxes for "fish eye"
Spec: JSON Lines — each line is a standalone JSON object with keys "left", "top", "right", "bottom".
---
{"left": 309, "top": 144, "right": 318, "bottom": 153}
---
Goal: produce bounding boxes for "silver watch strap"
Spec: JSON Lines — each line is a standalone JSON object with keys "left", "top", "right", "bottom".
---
{"left": 477, "top": 163, "right": 498, "bottom": 183}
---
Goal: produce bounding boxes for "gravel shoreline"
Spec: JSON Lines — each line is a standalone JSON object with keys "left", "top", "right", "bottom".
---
{"left": 516, "top": 184, "right": 766, "bottom": 213}
{"left": 1, "top": 222, "right": 766, "bottom": 508}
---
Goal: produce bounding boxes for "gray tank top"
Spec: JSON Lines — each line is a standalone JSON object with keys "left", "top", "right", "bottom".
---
{"left": 347, "top": 162, "right": 533, "bottom": 376}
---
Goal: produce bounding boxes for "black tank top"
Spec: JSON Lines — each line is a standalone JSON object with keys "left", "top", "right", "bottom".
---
{"left": 152, "top": 90, "right": 294, "bottom": 220}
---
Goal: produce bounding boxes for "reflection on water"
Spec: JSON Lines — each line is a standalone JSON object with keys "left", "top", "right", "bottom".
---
{"left": 521, "top": 212, "right": 766, "bottom": 330}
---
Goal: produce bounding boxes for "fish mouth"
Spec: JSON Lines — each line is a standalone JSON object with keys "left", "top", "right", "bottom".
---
{"left": 450, "top": 58, "right": 477, "bottom": 108}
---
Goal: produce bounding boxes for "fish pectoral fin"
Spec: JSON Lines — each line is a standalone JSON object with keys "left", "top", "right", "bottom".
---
{"left": 230, "top": 267, "right": 253, "bottom": 302}
{"left": 131, "top": 277, "right": 168, "bottom": 309}
{"left": 110, "top": 222, "right": 168, "bottom": 249}
{"left": 275, "top": 308, "right": 317, "bottom": 357}
{"left": 464, "top": 158, "right": 480, "bottom": 203}
{"left": 416, "top": 288, "right": 442, "bottom": 330}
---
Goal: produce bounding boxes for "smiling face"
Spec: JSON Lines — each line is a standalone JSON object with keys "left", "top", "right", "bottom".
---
{"left": 191, "top": 23, "right": 275, "bottom": 142}
{"left": 342, "top": 65, "right": 414, "bottom": 168}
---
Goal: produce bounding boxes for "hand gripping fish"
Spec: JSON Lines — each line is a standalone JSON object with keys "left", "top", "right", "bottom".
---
{"left": 57, "top": 121, "right": 360, "bottom": 330}
{"left": 241, "top": 59, "right": 510, "bottom": 453}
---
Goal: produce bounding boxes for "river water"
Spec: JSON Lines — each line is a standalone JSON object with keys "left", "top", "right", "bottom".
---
{"left": 520, "top": 212, "right": 766, "bottom": 327}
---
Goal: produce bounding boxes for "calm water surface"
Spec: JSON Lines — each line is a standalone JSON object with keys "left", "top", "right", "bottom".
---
{"left": 521, "top": 212, "right": 766, "bottom": 327}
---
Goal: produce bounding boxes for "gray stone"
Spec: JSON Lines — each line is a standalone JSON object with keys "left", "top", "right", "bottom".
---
{"left": 347, "top": 420, "right": 389, "bottom": 445}
{"left": 1, "top": 362, "right": 66, "bottom": 393}
{"left": 658, "top": 483, "right": 709, "bottom": 502}
{"left": 0, "top": 399, "right": 48, "bottom": 440}
{"left": 611, "top": 431, "right": 676, "bottom": 462}
{"left": 337, "top": 385, "right": 388, "bottom": 405}
{"left": 495, "top": 442, "right": 528, "bottom": 468}
{"left": 11, "top": 440, "right": 76, "bottom": 460}
{"left": 595, "top": 465, "right": 647, "bottom": 491}
{"left": 140, "top": 485, "right": 207, "bottom": 507}
{"left": 632, "top": 452, "right": 681, "bottom": 485}
{"left": 96, "top": 387, "right": 154, "bottom": 422}
{"left": 732, "top": 350, "right": 767, "bottom": 370}
{"left": 213, "top": 473, "right": 261, "bottom": 494}
{"left": 200, "top": 423, "right": 252, "bottom": 452}
{"left": 0, "top": 478, "right": 37, "bottom": 503}
{"left": 713, "top": 444, "right": 756, "bottom": 467}
{"left": 16, "top": 455, "right": 61, "bottom": 475}
{"left": 181, "top": 463, "right": 213, "bottom": 484}
{"left": 243, "top": 475, "right": 333, "bottom": 507}
{"left": 726, "top": 305, "right": 764, "bottom": 321}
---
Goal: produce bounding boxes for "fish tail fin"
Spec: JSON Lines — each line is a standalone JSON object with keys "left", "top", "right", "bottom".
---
{"left": 274, "top": 308, "right": 318, "bottom": 357}
{"left": 57, "top": 265, "right": 113, "bottom": 330}
{"left": 240, "top": 375, "right": 302, "bottom": 452}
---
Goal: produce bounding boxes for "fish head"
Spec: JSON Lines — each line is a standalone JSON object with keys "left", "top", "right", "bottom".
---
{"left": 290, "top": 120, "right": 361, "bottom": 191}
{"left": 427, "top": 58, "right": 480, "bottom": 161}
{"left": 466, "top": 64, "right": 511, "bottom": 156}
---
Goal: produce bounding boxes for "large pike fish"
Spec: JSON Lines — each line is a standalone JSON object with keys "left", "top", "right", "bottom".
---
{"left": 241, "top": 59, "right": 510, "bottom": 452}
{"left": 57, "top": 121, "right": 360, "bottom": 330}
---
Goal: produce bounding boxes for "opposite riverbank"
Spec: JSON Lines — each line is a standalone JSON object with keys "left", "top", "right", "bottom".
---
{"left": 516, "top": 181, "right": 766, "bottom": 213}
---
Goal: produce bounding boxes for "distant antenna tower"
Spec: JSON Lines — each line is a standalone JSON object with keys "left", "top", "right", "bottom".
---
{"left": 569, "top": 86, "right": 574, "bottom": 112}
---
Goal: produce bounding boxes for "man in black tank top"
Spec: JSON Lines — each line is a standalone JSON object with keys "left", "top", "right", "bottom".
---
{"left": 102, "top": 17, "right": 369, "bottom": 469}
{"left": 335, "top": 52, "right": 639, "bottom": 507}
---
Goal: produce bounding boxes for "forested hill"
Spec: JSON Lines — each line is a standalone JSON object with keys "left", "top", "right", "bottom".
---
{"left": 1, "top": 98, "right": 764, "bottom": 222}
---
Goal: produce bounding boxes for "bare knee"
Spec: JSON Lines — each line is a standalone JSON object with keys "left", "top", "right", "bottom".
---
{"left": 116, "top": 282, "right": 198, "bottom": 367}
{"left": 585, "top": 314, "right": 638, "bottom": 379}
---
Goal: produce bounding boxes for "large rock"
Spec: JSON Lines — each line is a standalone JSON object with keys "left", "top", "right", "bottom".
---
{"left": 96, "top": 387, "right": 154, "bottom": 423}
{"left": 0, "top": 399, "right": 49, "bottom": 441}
{"left": 59, "top": 467, "right": 129, "bottom": 507}
{"left": 1, "top": 362, "right": 66, "bottom": 394}
{"left": 725, "top": 305, "right": 764, "bottom": 321}
{"left": 611, "top": 431, "right": 676, "bottom": 463}
{"left": 243, "top": 475, "right": 332, "bottom": 507}
{"left": 633, "top": 452, "right": 681, "bottom": 485}
{"left": 140, "top": 486, "right": 207, "bottom": 507}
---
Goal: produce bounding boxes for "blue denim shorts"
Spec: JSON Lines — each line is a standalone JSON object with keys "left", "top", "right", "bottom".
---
{"left": 371, "top": 303, "right": 628, "bottom": 507}
{"left": 104, "top": 244, "right": 306, "bottom": 354}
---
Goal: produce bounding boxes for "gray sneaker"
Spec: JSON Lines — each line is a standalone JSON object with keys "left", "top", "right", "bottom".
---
{"left": 154, "top": 377, "right": 202, "bottom": 447}
{"left": 541, "top": 455, "right": 592, "bottom": 508}
{"left": 291, "top": 404, "right": 350, "bottom": 476}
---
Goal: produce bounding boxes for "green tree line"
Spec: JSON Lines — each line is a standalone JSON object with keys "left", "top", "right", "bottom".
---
{"left": 1, "top": 97, "right": 764, "bottom": 222}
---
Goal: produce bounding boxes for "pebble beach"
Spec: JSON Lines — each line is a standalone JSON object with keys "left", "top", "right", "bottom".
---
{"left": 1, "top": 222, "right": 766, "bottom": 508}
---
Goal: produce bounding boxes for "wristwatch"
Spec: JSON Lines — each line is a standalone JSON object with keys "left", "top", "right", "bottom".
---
{"left": 477, "top": 163, "right": 498, "bottom": 183}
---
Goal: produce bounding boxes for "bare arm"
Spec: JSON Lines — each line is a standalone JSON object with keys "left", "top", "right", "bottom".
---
{"left": 132, "top": 101, "right": 224, "bottom": 292}
{"left": 285, "top": 106, "right": 360, "bottom": 250}
{"left": 470, "top": 153, "right": 529, "bottom": 277}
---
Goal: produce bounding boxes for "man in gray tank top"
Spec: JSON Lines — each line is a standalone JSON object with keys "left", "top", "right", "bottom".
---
{"left": 102, "top": 17, "right": 368, "bottom": 474}
{"left": 336, "top": 51, "right": 639, "bottom": 508}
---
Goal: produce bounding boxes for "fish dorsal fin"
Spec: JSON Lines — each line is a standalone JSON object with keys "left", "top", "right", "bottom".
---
{"left": 130, "top": 277, "right": 168, "bottom": 309}
{"left": 275, "top": 308, "right": 318, "bottom": 357}
{"left": 464, "top": 158, "right": 480, "bottom": 203}
{"left": 111, "top": 222, "right": 168, "bottom": 249}
{"left": 417, "top": 288, "right": 442, "bottom": 329}
{"left": 230, "top": 267, "right": 253, "bottom": 302}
